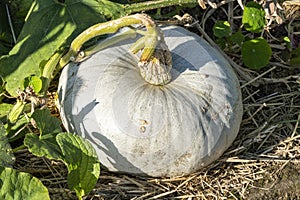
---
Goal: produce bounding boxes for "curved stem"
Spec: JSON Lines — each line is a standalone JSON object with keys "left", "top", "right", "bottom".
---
{"left": 60, "top": 14, "right": 172, "bottom": 85}
{"left": 41, "top": 51, "right": 64, "bottom": 96}
{"left": 76, "top": 28, "right": 138, "bottom": 62}
{"left": 123, "top": 0, "right": 197, "bottom": 15}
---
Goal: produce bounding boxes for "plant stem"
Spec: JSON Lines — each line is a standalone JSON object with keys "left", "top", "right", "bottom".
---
{"left": 123, "top": 0, "right": 197, "bottom": 15}
{"left": 41, "top": 51, "right": 64, "bottom": 96}
{"left": 12, "top": 144, "right": 26, "bottom": 153}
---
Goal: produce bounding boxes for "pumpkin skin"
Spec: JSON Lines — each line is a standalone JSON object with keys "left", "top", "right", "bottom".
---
{"left": 58, "top": 26, "right": 243, "bottom": 177}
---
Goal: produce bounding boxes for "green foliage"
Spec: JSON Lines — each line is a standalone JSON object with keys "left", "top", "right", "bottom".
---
{"left": 57, "top": 133, "right": 100, "bottom": 198}
{"left": 23, "top": 76, "right": 43, "bottom": 93}
{"left": 242, "top": 2, "right": 266, "bottom": 33}
{"left": 0, "top": 1, "right": 203, "bottom": 199}
{"left": 0, "top": 122, "right": 15, "bottom": 167}
{"left": 24, "top": 109, "right": 63, "bottom": 160}
{"left": 24, "top": 109, "right": 100, "bottom": 199}
{"left": 0, "top": 166, "right": 50, "bottom": 200}
{"left": 241, "top": 38, "right": 272, "bottom": 69}
{"left": 0, "top": 103, "right": 13, "bottom": 119}
{"left": 213, "top": 21, "right": 232, "bottom": 38}
{"left": 0, "top": 0, "right": 122, "bottom": 96}
{"left": 213, "top": 1, "right": 272, "bottom": 69}
{"left": 228, "top": 31, "right": 245, "bottom": 46}
{"left": 32, "top": 109, "right": 61, "bottom": 135}
{"left": 6, "top": 0, "right": 34, "bottom": 37}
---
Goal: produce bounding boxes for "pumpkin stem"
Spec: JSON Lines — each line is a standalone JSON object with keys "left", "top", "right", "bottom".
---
{"left": 60, "top": 13, "right": 172, "bottom": 85}
{"left": 136, "top": 27, "right": 172, "bottom": 85}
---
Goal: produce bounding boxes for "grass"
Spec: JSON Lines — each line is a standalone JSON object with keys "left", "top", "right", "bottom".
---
{"left": 9, "top": 0, "right": 300, "bottom": 199}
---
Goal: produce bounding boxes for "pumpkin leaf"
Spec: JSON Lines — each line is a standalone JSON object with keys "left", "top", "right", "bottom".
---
{"left": 24, "top": 109, "right": 99, "bottom": 197}
{"left": 0, "top": 166, "right": 50, "bottom": 200}
{"left": 242, "top": 2, "right": 266, "bottom": 33}
{"left": 0, "top": 121, "right": 15, "bottom": 167}
{"left": 0, "top": 103, "right": 13, "bottom": 119}
{"left": 31, "top": 109, "right": 61, "bottom": 135}
{"left": 0, "top": 0, "right": 123, "bottom": 96}
{"left": 213, "top": 20, "right": 231, "bottom": 38}
{"left": 24, "top": 109, "right": 63, "bottom": 159}
{"left": 241, "top": 37, "right": 272, "bottom": 69}
{"left": 5, "top": 115, "right": 29, "bottom": 140}
{"left": 24, "top": 133, "right": 63, "bottom": 160}
{"left": 56, "top": 133, "right": 100, "bottom": 199}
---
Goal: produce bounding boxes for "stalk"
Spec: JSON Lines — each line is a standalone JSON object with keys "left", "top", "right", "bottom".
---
{"left": 123, "top": 0, "right": 197, "bottom": 15}
{"left": 41, "top": 51, "right": 64, "bottom": 96}
{"left": 42, "top": 1, "right": 197, "bottom": 93}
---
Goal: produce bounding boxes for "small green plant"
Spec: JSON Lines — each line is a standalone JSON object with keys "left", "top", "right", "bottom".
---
{"left": 242, "top": 1, "right": 266, "bottom": 33}
{"left": 213, "top": 1, "right": 272, "bottom": 69}
{"left": 241, "top": 37, "right": 272, "bottom": 69}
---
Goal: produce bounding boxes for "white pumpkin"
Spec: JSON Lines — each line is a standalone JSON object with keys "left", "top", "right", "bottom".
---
{"left": 58, "top": 26, "right": 243, "bottom": 177}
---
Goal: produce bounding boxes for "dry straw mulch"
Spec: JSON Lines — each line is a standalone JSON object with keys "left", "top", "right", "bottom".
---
{"left": 14, "top": 0, "right": 300, "bottom": 199}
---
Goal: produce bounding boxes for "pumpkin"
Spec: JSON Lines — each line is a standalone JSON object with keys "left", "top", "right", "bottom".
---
{"left": 58, "top": 25, "right": 243, "bottom": 177}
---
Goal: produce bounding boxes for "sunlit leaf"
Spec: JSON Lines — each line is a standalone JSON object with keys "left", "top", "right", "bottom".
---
{"left": 23, "top": 76, "right": 43, "bottom": 93}
{"left": 24, "top": 133, "right": 63, "bottom": 160}
{"left": 213, "top": 21, "right": 231, "bottom": 38}
{"left": 24, "top": 109, "right": 63, "bottom": 159}
{"left": 0, "top": 103, "right": 13, "bottom": 119}
{"left": 242, "top": 2, "right": 266, "bottom": 33}
{"left": 56, "top": 133, "right": 100, "bottom": 199}
{"left": 0, "top": 0, "right": 123, "bottom": 96}
{"left": 0, "top": 166, "right": 50, "bottom": 200}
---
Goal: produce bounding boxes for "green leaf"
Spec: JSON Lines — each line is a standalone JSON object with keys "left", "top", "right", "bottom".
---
{"left": 25, "top": 132, "right": 101, "bottom": 198}
{"left": 24, "top": 109, "right": 63, "bottom": 159}
{"left": 24, "top": 133, "right": 63, "bottom": 160}
{"left": 213, "top": 21, "right": 231, "bottom": 38}
{"left": 242, "top": 2, "right": 266, "bottom": 33}
{"left": 23, "top": 75, "right": 43, "bottom": 93}
{"left": 242, "top": 37, "right": 272, "bottom": 69}
{"left": 215, "top": 38, "right": 227, "bottom": 49}
{"left": 0, "top": 166, "right": 50, "bottom": 200}
{"left": 5, "top": 115, "right": 29, "bottom": 140}
{"left": 0, "top": 122, "right": 15, "bottom": 167}
{"left": 0, "top": 0, "right": 123, "bottom": 96}
{"left": 56, "top": 133, "right": 100, "bottom": 199}
{"left": 32, "top": 109, "right": 61, "bottom": 135}
{"left": 229, "top": 31, "right": 245, "bottom": 46}
{"left": 289, "top": 47, "right": 300, "bottom": 67}
{"left": 24, "top": 109, "right": 100, "bottom": 198}
{"left": 0, "top": 103, "right": 13, "bottom": 119}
